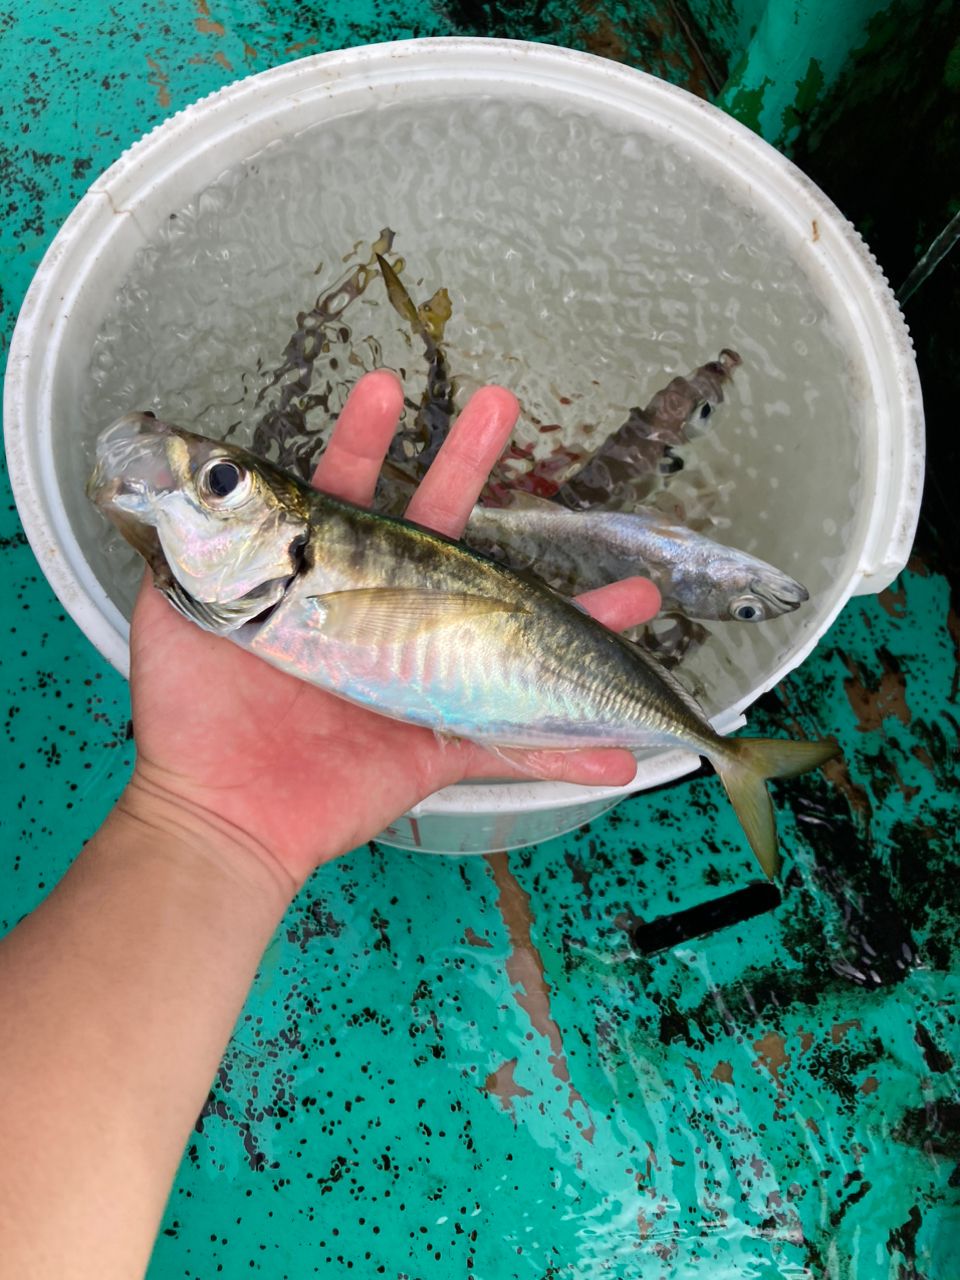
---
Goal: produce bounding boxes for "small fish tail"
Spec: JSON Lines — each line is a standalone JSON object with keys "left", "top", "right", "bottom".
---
{"left": 714, "top": 736, "right": 839, "bottom": 880}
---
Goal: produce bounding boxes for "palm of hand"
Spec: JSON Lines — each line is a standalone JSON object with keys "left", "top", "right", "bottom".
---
{"left": 127, "top": 373, "right": 660, "bottom": 885}
{"left": 131, "top": 582, "right": 483, "bottom": 878}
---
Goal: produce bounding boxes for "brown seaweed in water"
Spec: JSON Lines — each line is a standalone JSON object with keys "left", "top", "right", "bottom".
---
{"left": 250, "top": 229, "right": 397, "bottom": 478}
{"left": 376, "top": 253, "right": 456, "bottom": 470}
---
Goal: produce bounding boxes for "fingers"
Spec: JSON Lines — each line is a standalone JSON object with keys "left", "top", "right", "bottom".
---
{"left": 574, "top": 576, "right": 662, "bottom": 630}
{"left": 310, "top": 369, "right": 405, "bottom": 504}
{"left": 404, "top": 386, "right": 519, "bottom": 537}
{"left": 312, "top": 374, "right": 661, "bottom": 638}
{"left": 456, "top": 740, "right": 639, "bottom": 788}
{"left": 302, "top": 368, "right": 653, "bottom": 799}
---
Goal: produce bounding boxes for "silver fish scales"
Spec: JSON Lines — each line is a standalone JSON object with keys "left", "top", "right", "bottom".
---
{"left": 88, "top": 412, "right": 837, "bottom": 878}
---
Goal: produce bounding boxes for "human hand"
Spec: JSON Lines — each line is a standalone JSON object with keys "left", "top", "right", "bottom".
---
{"left": 123, "top": 370, "right": 661, "bottom": 893}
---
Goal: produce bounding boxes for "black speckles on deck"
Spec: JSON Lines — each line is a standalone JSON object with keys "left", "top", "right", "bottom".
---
{"left": 2, "top": 2, "right": 959, "bottom": 1276}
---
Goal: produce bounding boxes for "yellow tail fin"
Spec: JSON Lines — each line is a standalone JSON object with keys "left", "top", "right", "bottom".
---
{"left": 714, "top": 737, "right": 839, "bottom": 879}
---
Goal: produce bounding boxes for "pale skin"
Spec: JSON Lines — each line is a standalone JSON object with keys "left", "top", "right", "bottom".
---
{"left": 0, "top": 371, "right": 660, "bottom": 1278}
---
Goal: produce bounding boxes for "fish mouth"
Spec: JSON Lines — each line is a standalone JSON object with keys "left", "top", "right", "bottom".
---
{"left": 751, "top": 573, "right": 810, "bottom": 614}
{"left": 87, "top": 412, "right": 180, "bottom": 517}
{"left": 86, "top": 413, "right": 184, "bottom": 587}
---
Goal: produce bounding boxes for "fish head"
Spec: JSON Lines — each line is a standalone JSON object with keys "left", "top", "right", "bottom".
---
{"left": 723, "top": 563, "right": 809, "bottom": 622}
{"left": 88, "top": 412, "right": 310, "bottom": 631}
{"left": 645, "top": 348, "right": 741, "bottom": 440}
{"left": 680, "top": 348, "right": 743, "bottom": 437}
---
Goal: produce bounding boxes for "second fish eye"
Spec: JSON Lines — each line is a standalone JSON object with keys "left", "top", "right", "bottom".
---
{"left": 200, "top": 459, "right": 248, "bottom": 502}
{"left": 731, "top": 599, "right": 762, "bottom": 621}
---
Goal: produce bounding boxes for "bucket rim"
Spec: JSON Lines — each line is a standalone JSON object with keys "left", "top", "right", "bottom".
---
{"left": 3, "top": 36, "right": 924, "bottom": 820}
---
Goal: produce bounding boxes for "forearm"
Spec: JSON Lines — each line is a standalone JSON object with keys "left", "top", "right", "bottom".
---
{"left": 0, "top": 776, "right": 294, "bottom": 1279}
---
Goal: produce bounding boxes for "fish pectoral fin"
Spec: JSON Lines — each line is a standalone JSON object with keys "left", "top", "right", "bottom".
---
{"left": 306, "top": 587, "right": 524, "bottom": 645}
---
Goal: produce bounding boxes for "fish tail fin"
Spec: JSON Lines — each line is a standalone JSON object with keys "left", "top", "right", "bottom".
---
{"left": 714, "top": 737, "right": 840, "bottom": 880}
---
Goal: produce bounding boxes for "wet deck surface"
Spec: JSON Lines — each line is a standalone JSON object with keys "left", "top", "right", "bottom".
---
{"left": 1, "top": 3, "right": 958, "bottom": 1276}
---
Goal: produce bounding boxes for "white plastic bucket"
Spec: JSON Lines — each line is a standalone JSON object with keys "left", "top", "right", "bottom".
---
{"left": 4, "top": 39, "right": 924, "bottom": 854}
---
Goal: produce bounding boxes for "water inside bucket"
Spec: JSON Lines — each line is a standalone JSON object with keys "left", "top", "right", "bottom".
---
{"left": 75, "top": 93, "right": 863, "bottom": 718}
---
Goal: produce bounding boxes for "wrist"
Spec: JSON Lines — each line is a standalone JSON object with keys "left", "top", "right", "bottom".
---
{"left": 113, "top": 765, "right": 299, "bottom": 910}
{"left": 0, "top": 764, "right": 298, "bottom": 1278}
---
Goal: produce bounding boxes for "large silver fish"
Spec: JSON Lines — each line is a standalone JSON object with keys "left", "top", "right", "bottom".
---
{"left": 88, "top": 413, "right": 837, "bottom": 878}
{"left": 464, "top": 502, "right": 808, "bottom": 622}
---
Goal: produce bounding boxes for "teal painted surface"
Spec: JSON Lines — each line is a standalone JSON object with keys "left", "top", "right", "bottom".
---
{"left": 714, "top": 0, "right": 895, "bottom": 147}
{"left": 1, "top": 3, "right": 958, "bottom": 1278}
{"left": 685, "top": 0, "right": 768, "bottom": 64}
{"left": 138, "top": 566, "right": 959, "bottom": 1278}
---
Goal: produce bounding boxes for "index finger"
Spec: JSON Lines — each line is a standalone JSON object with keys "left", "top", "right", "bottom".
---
{"left": 403, "top": 386, "right": 519, "bottom": 537}
{"left": 310, "top": 369, "right": 405, "bottom": 505}
{"left": 575, "top": 577, "right": 662, "bottom": 630}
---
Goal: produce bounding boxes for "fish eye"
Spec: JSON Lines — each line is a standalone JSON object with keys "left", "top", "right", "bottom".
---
{"left": 730, "top": 597, "right": 764, "bottom": 622}
{"left": 698, "top": 402, "right": 713, "bottom": 420}
{"left": 197, "top": 459, "right": 252, "bottom": 506}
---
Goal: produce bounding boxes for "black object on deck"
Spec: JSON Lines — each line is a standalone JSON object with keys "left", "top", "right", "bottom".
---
{"left": 628, "top": 881, "right": 782, "bottom": 955}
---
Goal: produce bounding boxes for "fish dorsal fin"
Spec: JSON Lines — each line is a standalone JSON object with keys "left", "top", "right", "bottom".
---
{"left": 308, "top": 587, "right": 524, "bottom": 645}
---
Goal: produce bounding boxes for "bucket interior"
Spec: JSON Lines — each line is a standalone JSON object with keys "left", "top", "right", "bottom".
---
{"left": 42, "top": 74, "right": 878, "bottom": 739}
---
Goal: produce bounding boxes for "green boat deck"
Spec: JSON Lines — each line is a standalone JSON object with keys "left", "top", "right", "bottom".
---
{"left": 2, "top": 2, "right": 958, "bottom": 1276}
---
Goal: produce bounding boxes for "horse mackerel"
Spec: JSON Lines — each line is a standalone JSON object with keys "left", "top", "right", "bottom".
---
{"left": 88, "top": 413, "right": 838, "bottom": 878}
